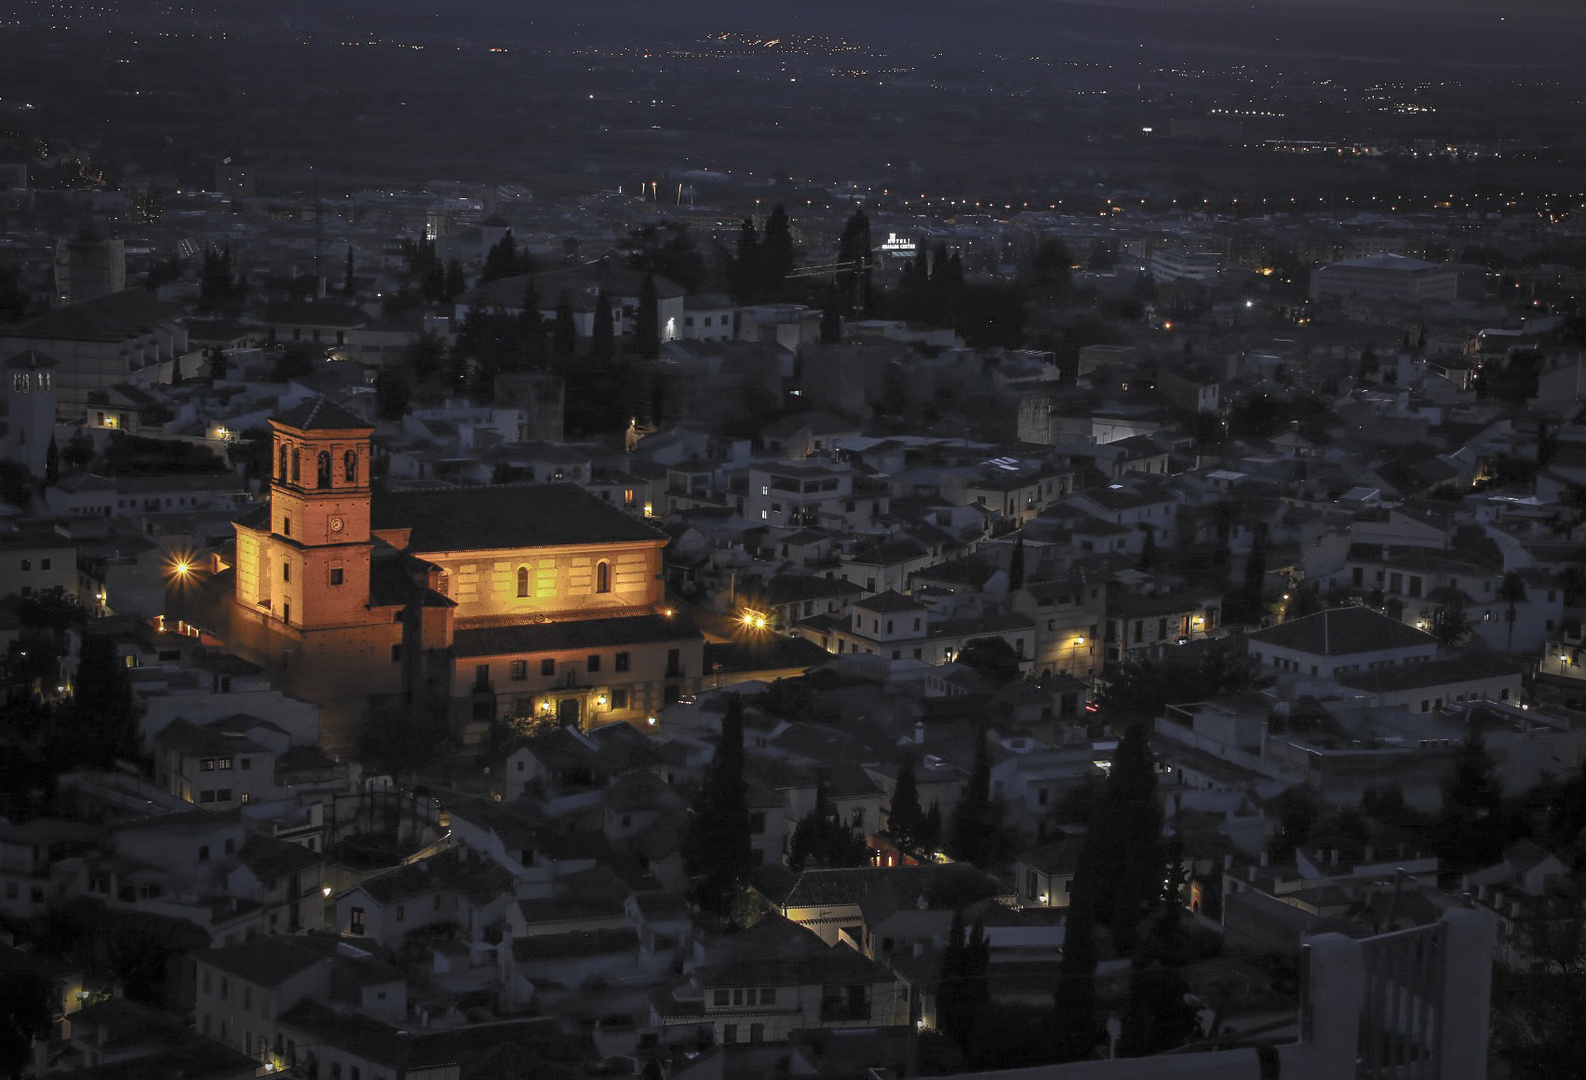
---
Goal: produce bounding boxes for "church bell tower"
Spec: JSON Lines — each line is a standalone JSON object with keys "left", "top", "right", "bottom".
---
{"left": 263, "top": 397, "right": 375, "bottom": 631}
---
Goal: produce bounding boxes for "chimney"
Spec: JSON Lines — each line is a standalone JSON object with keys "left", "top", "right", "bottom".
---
{"left": 914, "top": 721, "right": 925, "bottom": 746}
{"left": 1247, "top": 865, "right": 1257, "bottom": 882}
{"left": 1223, "top": 853, "right": 1234, "bottom": 871}
{"left": 1330, "top": 848, "right": 1340, "bottom": 867}
{"left": 1258, "top": 851, "right": 1269, "bottom": 867}
{"left": 913, "top": 941, "right": 925, "bottom": 958}
{"left": 1364, "top": 845, "right": 1375, "bottom": 862}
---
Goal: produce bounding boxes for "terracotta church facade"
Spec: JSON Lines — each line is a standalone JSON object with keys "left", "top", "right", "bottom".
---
{"left": 207, "top": 398, "right": 704, "bottom": 749}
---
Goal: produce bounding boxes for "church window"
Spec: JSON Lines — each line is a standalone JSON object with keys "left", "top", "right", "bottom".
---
{"left": 12, "top": 373, "right": 26, "bottom": 392}
{"left": 595, "top": 561, "right": 611, "bottom": 594}
{"left": 283, "top": 562, "right": 291, "bottom": 582}
{"left": 330, "top": 568, "right": 344, "bottom": 586}
{"left": 316, "top": 452, "right": 331, "bottom": 489}
{"left": 344, "top": 450, "right": 358, "bottom": 484}
{"left": 517, "top": 566, "right": 530, "bottom": 598}
{"left": 290, "top": 449, "right": 300, "bottom": 484}
{"left": 279, "top": 445, "right": 288, "bottom": 480}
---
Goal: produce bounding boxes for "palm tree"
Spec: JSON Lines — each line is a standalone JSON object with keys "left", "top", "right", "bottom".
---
{"left": 1498, "top": 571, "right": 1527, "bottom": 654}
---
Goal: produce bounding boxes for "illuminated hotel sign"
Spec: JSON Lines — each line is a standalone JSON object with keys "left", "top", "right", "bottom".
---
{"left": 881, "top": 232, "right": 915, "bottom": 255}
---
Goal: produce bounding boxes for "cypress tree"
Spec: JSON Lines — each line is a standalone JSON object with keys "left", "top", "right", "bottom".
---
{"left": 1436, "top": 732, "right": 1506, "bottom": 879}
{"left": 1239, "top": 523, "right": 1268, "bottom": 622}
{"left": 682, "top": 695, "right": 754, "bottom": 918}
{"left": 1116, "top": 848, "right": 1201, "bottom": 1057}
{"left": 444, "top": 259, "right": 466, "bottom": 300}
{"left": 943, "top": 251, "right": 965, "bottom": 323}
{"left": 635, "top": 273, "right": 660, "bottom": 360}
{"left": 1052, "top": 876, "right": 1100, "bottom": 1062}
{"left": 73, "top": 634, "right": 138, "bottom": 767}
{"left": 819, "top": 289, "right": 842, "bottom": 344}
{"left": 735, "top": 216, "right": 760, "bottom": 261}
{"left": 938, "top": 913, "right": 994, "bottom": 1054}
{"left": 920, "top": 801, "right": 943, "bottom": 853}
{"left": 519, "top": 278, "right": 546, "bottom": 368}
{"left": 1088, "top": 723, "right": 1163, "bottom": 956}
{"left": 208, "top": 344, "right": 227, "bottom": 381}
{"left": 964, "top": 919, "right": 990, "bottom": 1037}
{"left": 344, "top": 245, "right": 356, "bottom": 296}
{"left": 788, "top": 781, "right": 868, "bottom": 869}
{"left": 481, "top": 230, "right": 519, "bottom": 284}
{"left": 422, "top": 260, "right": 448, "bottom": 304}
{"left": 762, "top": 204, "right": 795, "bottom": 292}
{"left": 1137, "top": 529, "right": 1156, "bottom": 573}
{"left": 946, "top": 727, "right": 994, "bottom": 864}
{"left": 734, "top": 217, "right": 761, "bottom": 303}
{"left": 837, "top": 208, "right": 874, "bottom": 315}
{"left": 552, "top": 293, "right": 578, "bottom": 360}
{"left": 889, "top": 756, "right": 923, "bottom": 851}
{"left": 44, "top": 436, "right": 58, "bottom": 485}
{"left": 1009, "top": 535, "right": 1026, "bottom": 591}
{"left": 590, "top": 291, "right": 615, "bottom": 365}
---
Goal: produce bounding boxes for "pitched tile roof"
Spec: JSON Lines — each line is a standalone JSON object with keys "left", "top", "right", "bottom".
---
{"left": 1246, "top": 607, "right": 1436, "bottom": 658}
{"left": 753, "top": 863, "right": 1006, "bottom": 912}
{"left": 9, "top": 289, "right": 182, "bottom": 343}
{"left": 511, "top": 927, "right": 640, "bottom": 962}
{"left": 272, "top": 396, "right": 373, "bottom": 432}
{"left": 1336, "top": 652, "right": 1521, "bottom": 694}
{"left": 4, "top": 348, "right": 56, "bottom": 370}
{"left": 354, "top": 846, "right": 515, "bottom": 907}
{"left": 193, "top": 936, "right": 330, "bottom": 988}
{"left": 371, "top": 482, "right": 664, "bottom": 552}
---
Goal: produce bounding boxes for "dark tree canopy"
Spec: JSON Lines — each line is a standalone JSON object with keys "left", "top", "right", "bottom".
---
{"left": 888, "top": 756, "right": 924, "bottom": 853}
{"left": 634, "top": 273, "right": 661, "bottom": 360}
{"left": 1116, "top": 861, "right": 1201, "bottom": 1057}
{"left": 955, "top": 636, "right": 1023, "bottom": 688}
{"left": 1083, "top": 723, "right": 1165, "bottom": 955}
{"left": 1096, "top": 639, "right": 1269, "bottom": 726}
{"left": 683, "top": 696, "right": 755, "bottom": 919}
{"left": 945, "top": 727, "right": 1005, "bottom": 866}
{"left": 0, "top": 969, "right": 53, "bottom": 1080}
{"left": 937, "top": 911, "right": 990, "bottom": 1054}
{"left": 1051, "top": 873, "right": 1101, "bottom": 1062}
{"left": 788, "top": 781, "right": 869, "bottom": 870}
{"left": 1435, "top": 733, "right": 1505, "bottom": 879}
{"left": 590, "top": 291, "right": 615, "bottom": 366}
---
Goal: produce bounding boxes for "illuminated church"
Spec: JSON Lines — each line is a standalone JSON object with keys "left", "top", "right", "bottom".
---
{"left": 210, "top": 398, "right": 703, "bottom": 748}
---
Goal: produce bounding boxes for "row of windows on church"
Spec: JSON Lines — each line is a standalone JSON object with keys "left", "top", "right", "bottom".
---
{"left": 515, "top": 563, "right": 610, "bottom": 596}
{"left": 278, "top": 447, "right": 358, "bottom": 488}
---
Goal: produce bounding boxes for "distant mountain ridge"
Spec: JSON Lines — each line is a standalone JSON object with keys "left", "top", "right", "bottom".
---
{"left": 3, "top": 0, "right": 1582, "bottom": 69}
